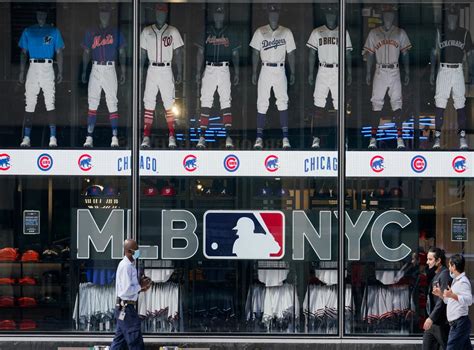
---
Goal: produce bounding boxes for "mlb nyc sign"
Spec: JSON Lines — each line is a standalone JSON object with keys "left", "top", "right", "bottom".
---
{"left": 75, "top": 209, "right": 415, "bottom": 262}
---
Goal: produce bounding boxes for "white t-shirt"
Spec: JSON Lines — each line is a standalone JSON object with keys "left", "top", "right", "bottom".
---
{"left": 250, "top": 24, "right": 296, "bottom": 63}
{"left": 140, "top": 23, "right": 184, "bottom": 63}
{"left": 306, "top": 25, "right": 353, "bottom": 64}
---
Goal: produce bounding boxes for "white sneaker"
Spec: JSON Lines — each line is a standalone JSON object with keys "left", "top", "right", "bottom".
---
{"left": 368, "top": 137, "right": 377, "bottom": 149}
{"left": 83, "top": 136, "right": 93, "bottom": 148}
{"left": 282, "top": 137, "right": 291, "bottom": 149}
{"left": 168, "top": 135, "right": 177, "bottom": 149}
{"left": 225, "top": 136, "right": 233, "bottom": 149}
{"left": 111, "top": 136, "right": 119, "bottom": 148}
{"left": 141, "top": 136, "right": 151, "bottom": 149}
{"left": 460, "top": 130, "right": 468, "bottom": 150}
{"left": 433, "top": 131, "right": 441, "bottom": 149}
{"left": 397, "top": 137, "right": 405, "bottom": 149}
{"left": 312, "top": 136, "right": 320, "bottom": 149}
{"left": 20, "top": 136, "right": 31, "bottom": 148}
{"left": 253, "top": 137, "right": 263, "bottom": 150}
{"left": 49, "top": 136, "right": 57, "bottom": 148}
{"left": 196, "top": 136, "right": 206, "bottom": 149}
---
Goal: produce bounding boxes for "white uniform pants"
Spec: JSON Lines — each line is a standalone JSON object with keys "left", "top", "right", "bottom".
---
{"left": 25, "top": 62, "right": 55, "bottom": 112}
{"left": 371, "top": 67, "right": 402, "bottom": 112}
{"left": 143, "top": 65, "right": 175, "bottom": 110}
{"left": 257, "top": 65, "right": 288, "bottom": 114}
{"left": 88, "top": 63, "right": 118, "bottom": 112}
{"left": 200, "top": 65, "right": 231, "bottom": 109}
{"left": 314, "top": 66, "right": 338, "bottom": 110}
{"left": 435, "top": 66, "right": 465, "bottom": 109}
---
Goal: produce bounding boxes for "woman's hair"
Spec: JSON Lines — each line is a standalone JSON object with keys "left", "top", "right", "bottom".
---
{"left": 428, "top": 247, "right": 446, "bottom": 266}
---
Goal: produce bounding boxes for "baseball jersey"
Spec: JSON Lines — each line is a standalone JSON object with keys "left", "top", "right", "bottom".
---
{"left": 82, "top": 26, "right": 126, "bottom": 62}
{"left": 306, "top": 25, "right": 353, "bottom": 64}
{"left": 140, "top": 23, "right": 184, "bottom": 63}
{"left": 438, "top": 27, "right": 474, "bottom": 63}
{"left": 19, "top": 25, "right": 65, "bottom": 59}
{"left": 197, "top": 25, "right": 241, "bottom": 63}
{"left": 250, "top": 24, "right": 296, "bottom": 63}
{"left": 363, "top": 26, "right": 412, "bottom": 64}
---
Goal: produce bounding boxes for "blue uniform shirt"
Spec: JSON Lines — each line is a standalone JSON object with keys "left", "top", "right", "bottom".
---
{"left": 18, "top": 25, "right": 65, "bottom": 59}
{"left": 82, "top": 27, "right": 126, "bottom": 62}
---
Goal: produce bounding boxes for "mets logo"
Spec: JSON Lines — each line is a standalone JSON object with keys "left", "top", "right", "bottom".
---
{"left": 411, "top": 155, "right": 427, "bottom": 173}
{"left": 370, "top": 155, "right": 385, "bottom": 173}
{"left": 43, "top": 35, "right": 53, "bottom": 45}
{"left": 223, "top": 154, "right": 240, "bottom": 172}
{"left": 265, "top": 155, "right": 279, "bottom": 172}
{"left": 0, "top": 153, "right": 11, "bottom": 171}
{"left": 37, "top": 153, "right": 53, "bottom": 171}
{"left": 203, "top": 210, "right": 285, "bottom": 260}
{"left": 78, "top": 154, "right": 93, "bottom": 172}
{"left": 183, "top": 155, "right": 198, "bottom": 172}
{"left": 452, "top": 156, "right": 467, "bottom": 173}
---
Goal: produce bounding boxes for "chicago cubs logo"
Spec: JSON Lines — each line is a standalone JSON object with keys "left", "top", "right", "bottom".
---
{"left": 78, "top": 154, "right": 93, "bottom": 172}
{"left": 0, "top": 153, "right": 11, "bottom": 171}
{"left": 411, "top": 155, "right": 427, "bottom": 173}
{"left": 223, "top": 154, "right": 239, "bottom": 172}
{"left": 163, "top": 36, "right": 173, "bottom": 47}
{"left": 370, "top": 155, "right": 384, "bottom": 173}
{"left": 265, "top": 155, "right": 279, "bottom": 172}
{"left": 37, "top": 153, "right": 53, "bottom": 171}
{"left": 452, "top": 156, "right": 467, "bottom": 173}
{"left": 203, "top": 211, "right": 285, "bottom": 260}
{"left": 183, "top": 155, "right": 198, "bottom": 172}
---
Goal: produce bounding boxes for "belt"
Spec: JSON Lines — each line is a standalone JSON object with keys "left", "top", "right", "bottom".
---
{"left": 116, "top": 297, "right": 137, "bottom": 307}
{"left": 319, "top": 63, "right": 338, "bottom": 68}
{"left": 151, "top": 62, "right": 171, "bottom": 67}
{"left": 206, "top": 61, "right": 229, "bottom": 67}
{"left": 449, "top": 315, "right": 468, "bottom": 327}
{"left": 30, "top": 59, "right": 53, "bottom": 63}
{"left": 378, "top": 63, "right": 399, "bottom": 69}
{"left": 93, "top": 61, "right": 115, "bottom": 66}
{"left": 441, "top": 63, "right": 461, "bottom": 68}
{"left": 262, "top": 62, "right": 284, "bottom": 67}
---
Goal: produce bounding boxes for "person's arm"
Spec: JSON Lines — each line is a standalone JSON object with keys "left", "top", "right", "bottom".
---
{"left": 119, "top": 47, "right": 126, "bottom": 85}
{"left": 430, "top": 32, "right": 439, "bottom": 86}
{"left": 56, "top": 49, "right": 64, "bottom": 84}
{"left": 122, "top": 265, "right": 142, "bottom": 296}
{"left": 251, "top": 48, "right": 260, "bottom": 85}
{"left": 287, "top": 50, "right": 296, "bottom": 85}
{"left": 308, "top": 49, "right": 316, "bottom": 86}
{"left": 428, "top": 273, "right": 451, "bottom": 323}
{"left": 81, "top": 49, "right": 91, "bottom": 84}
{"left": 401, "top": 51, "right": 410, "bottom": 85}
{"left": 467, "top": 50, "right": 474, "bottom": 84}
{"left": 19, "top": 49, "right": 28, "bottom": 84}
{"left": 196, "top": 46, "right": 204, "bottom": 85}
{"left": 346, "top": 49, "right": 352, "bottom": 86}
{"left": 366, "top": 52, "right": 374, "bottom": 86}
{"left": 232, "top": 48, "right": 240, "bottom": 86}
{"left": 445, "top": 281, "right": 473, "bottom": 306}
{"left": 174, "top": 46, "right": 183, "bottom": 84}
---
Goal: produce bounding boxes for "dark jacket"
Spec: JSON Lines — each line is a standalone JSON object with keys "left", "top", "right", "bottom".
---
{"left": 427, "top": 266, "right": 452, "bottom": 325}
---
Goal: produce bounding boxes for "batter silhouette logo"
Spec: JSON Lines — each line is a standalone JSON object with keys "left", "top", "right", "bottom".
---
{"left": 411, "top": 155, "right": 427, "bottom": 173}
{"left": 265, "top": 155, "right": 279, "bottom": 172}
{"left": 452, "top": 156, "right": 467, "bottom": 173}
{"left": 37, "top": 153, "right": 53, "bottom": 171}
{"left": 183, "top": 155, "right": 198, "bottom": 172}
{"left": 0, "top": 153, "right": 11, "bottom": 171}
{"left": 78, "top": 154, "right": 93, "bottom": 172}
{"left": 203, "top": 211, "right": 285, "bottom": 260}
{"left": 223, "top": 154, "right": 239, "bottom": 172}
{"left": 370, "top": 155, "right": 384, "bottom": 173}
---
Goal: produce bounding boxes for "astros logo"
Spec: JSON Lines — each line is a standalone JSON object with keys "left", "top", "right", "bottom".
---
{"left": 78, "top": 154, "right": 93, "bottom": 172}
{"left": 411, "top": 155, "right": 427, "bottom": 173}
{"left": 370, "top": 155, "right": 384, "bottom": 173}
{"left": 37, "top": 153, "right": 53, "bottom": 171}
{"left": 265, "top": 155, "right": 279, "bottom": 172}
{"left": 452, "top": 156, "right": 467, "bottom": 173}
{"left": 183, "top": 155, "right": 198, "bottom": 172}
{"left": 0, "top": 153, "right": 11, "bottom": 171}
{"left": 223, "top": 154, "right": 240, "bottom": 172}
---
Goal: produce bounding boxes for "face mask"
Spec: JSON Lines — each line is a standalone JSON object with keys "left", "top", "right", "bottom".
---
{"left": 450, "top": 272, "right": 455, "bottom": 279}
{"left": 132, "top": 249, "right": 140, "bottom": 260}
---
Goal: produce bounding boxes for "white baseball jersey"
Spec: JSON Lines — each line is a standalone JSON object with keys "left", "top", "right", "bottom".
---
{"left": 306, "top": 25, "right": 353, "bottom": 63}
{"left": 140, "top": 24, "right": 184, "bottom": 63}
{"left": 250, "top": 24, "right": 296, "bottom": 63}
{"left": 364, "top": 26, "right": 412, "bottom": 64}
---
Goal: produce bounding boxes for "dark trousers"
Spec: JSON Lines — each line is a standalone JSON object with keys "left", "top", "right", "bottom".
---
{"left": 110, "top": 304, "right": 144, "bottom": 350}
{"left": 423, "top": 323, "right": 450, "bottom": 350}
{"left": 447, "top": 316, "right": 472, "bottom": 350}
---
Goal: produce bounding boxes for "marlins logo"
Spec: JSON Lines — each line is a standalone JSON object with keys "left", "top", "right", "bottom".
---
{"left": 43, "top": 35, "right": 53, "bottom": 45}
{"left": 204, "top": 211, "right": 285, "bottom": 260}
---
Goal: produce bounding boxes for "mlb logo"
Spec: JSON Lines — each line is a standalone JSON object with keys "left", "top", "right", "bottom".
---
{"left": 204, "top": 210, "right": 285, "bottom": 260}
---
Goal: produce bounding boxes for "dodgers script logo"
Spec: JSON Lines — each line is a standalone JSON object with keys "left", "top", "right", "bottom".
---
{"left": 78, "top": 154, "right": 93, "bottom": 171}
{"left": 411, "top": 155, "right": 427, "bottom": 173}
{"left": 262, "top": 38, "right": 286, "bottom": 50}
{"left": 183, "top": 155, "right": 198, "bottom": 172}
{"left": 452, "top": 156, "right": 467, "bottom": 173}
{"left": 37, "top": 153, "right": 53, "bottom": 171}
{"left": 265, "top": 155, "right": 279, "bottom": 172}
{"left": 223, "top": 154, "right": 239, "bottom": 172}
{"left": 0, "top": 153, "right": 11, "bottom": 171}
{"left": 370, "top": 155, "right": 384, "bottom": 173}
{"left": 204, "top": 211, "right": 285, "bottom": 260}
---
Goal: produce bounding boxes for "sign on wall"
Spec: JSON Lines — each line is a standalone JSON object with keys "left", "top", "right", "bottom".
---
{"left": 451, "top": 217, "right": 468, "bottom": 242}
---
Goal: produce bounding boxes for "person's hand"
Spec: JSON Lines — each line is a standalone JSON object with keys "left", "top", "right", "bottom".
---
{"left": 308, "top": 74, "right": 314, "bottom": 86}
{"left": 289, "top": 73, "right": 295, "bottom": 85}
{"left": 233, "top": 74, "right": 239, "bottom": 86}
{"left": 19, "top": 71, "right": 25, "bottom": 84}
{"left": 252, "top": 73, "right": 258, "bottom": 86}
{"left": 56, "top": 73, "right": 63, "bottom": 84}
{"left": 140, "top": 276, "right": 151, "bottom": 291}
{"left": 347, "top": 73, "right": 352, "bottom": 86}
{"left": 430, "top": 72, "right": 435, "bottom": 86}
{"left": 195, "top": 72, "right": 201, "bottom": 85}
{"left": 432, "top": 285, "right": 443, "bottom": 298}
{"left": 403, "top": 73, "right": 410, "bottom": 86}
{"left": 443, "top": 285, "right": 455, "bottom": 299}
{"left": 120, "top": 72, "right": 126, "bottom": 85}
{"left": 366, "top": 72, "right": 371, "bottom": 86}
{"left": 175, "top": 73, "right": 182, "bottom": 85}
{"left": 423, "top": 317, "right": 433, "bottom": 331}
{"left": 81, "top": 71, "right": 88, "bottom": 84}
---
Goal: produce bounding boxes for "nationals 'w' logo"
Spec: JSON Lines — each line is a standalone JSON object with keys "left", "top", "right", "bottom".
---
{"left": 163, "top": 35, "right": 173, "bottom": 47}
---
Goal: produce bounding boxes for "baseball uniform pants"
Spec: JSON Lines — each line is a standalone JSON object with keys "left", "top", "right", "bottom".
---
{"left": 314, "top": 66, "right": 338, "bottom": 110}
{"left": 371, "top": 67, "right": 402, "bottom": 112}
{"left": 435, "top": 65, "right": 465, "bottom": 109}
{"left": 88, "top": 62, "right": 118, "bottom": 112}
{"left": 200, "top": 65, "right": 231, "bottom": 109}
{"left": 257, "top": 65, "right": 288, "bottom": 114}
{"left": 143, "top": 65, "right": 175, "bottom": 110}
{"left": 25, "top": 62, "right": 55, "bottom": 112}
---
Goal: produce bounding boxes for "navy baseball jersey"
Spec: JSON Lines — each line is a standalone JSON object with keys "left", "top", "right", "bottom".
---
{"left": 19, "top": 25, "right": 65, "bottom": 59}
{"left": 197, "top": 26, "right": 241, "bottom": 63}
{"left": 438, "top": 27, "right": 474, "bottom": 63}
{"left": 82, "top": 27, "right": 126, "bottom": 62}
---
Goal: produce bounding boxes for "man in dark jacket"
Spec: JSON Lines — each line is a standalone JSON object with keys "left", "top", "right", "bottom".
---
{"left": 423, "top": 247, "right": 452, "bottom": 350}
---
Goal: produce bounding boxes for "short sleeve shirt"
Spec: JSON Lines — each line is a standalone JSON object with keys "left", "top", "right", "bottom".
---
{"left": 82, "top": 26, "right": 126, "bottom": 62}
{"left": 363, "top": 26, "right": 412, "bottom": 64}
{"left": 19, "top": 25, "right": 65, "bottom": 59}
{"left": 249, "top": 24, "right": 296, "bottom": 63}
{"left": 197, "top": 25, "right": 241, "bottom": 63}
{"left": 306, "top": 25, "right": 353, "bottom": 64}
{"left": 140, "top": 23, "right": 184, "bottom": 63}
{"left": 438, "top": 27, "right": 474, "bottom": 63}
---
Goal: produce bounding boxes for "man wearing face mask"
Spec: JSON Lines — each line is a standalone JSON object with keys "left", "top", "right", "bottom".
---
{"left": 364, "top": 4, "right": 412, "bottom": 150}
{"left": 110, "top": 239, "right": 151, "bottom": 350}
{"left": 423, "top": 247, "right": 452, "bottom": 350}
{"left": 250, "top": 3, "right": 296, "bottom": 150}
